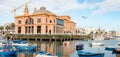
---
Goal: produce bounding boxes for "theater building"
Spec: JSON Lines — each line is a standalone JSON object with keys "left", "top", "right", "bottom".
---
{"left": 15, "top": 5, "right": 76, "bottom": 34}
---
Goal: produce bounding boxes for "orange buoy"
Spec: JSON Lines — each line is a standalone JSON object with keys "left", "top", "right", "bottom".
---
{"left": 64, "top": 42, "right": 67, "bottom": 47}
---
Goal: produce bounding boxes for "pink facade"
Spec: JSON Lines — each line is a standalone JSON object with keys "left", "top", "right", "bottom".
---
{"left": 15, "top": 5, "right": 76, "bottom": 34}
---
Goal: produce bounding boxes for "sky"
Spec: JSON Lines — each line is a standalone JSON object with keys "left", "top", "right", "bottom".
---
{"left": 0, "top": 0, "right": 120, "bottom": 31}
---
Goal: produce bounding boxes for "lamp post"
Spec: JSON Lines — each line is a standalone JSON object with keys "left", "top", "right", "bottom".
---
{"left": 81, "top": 15, "right": 87, "bottom": 35}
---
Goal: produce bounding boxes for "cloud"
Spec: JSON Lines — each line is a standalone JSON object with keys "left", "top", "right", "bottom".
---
{"left": 0, "top": 0, "right": 100, "bottom": 15}
{"left": 33, "top": 0, "right": 86, "bottom": 13}
{"left": 92, "top": 0, "right": 120, "bottom": 15}
{"left": 0, "top": 0, "right": 120, "bottom": 16}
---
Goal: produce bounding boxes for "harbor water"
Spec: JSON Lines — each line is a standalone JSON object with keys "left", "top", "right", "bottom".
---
{"left": 17, "top": 39, "right": 120, "bottom": 57}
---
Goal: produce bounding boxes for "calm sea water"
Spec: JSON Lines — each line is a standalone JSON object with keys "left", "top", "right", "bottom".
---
{"left": 17, "top": 39, "right": 120, "bottom": 57}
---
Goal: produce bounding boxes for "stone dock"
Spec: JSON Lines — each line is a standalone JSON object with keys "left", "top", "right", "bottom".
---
{"left": 5, "top": 33, "right": 92, "bottom": 42}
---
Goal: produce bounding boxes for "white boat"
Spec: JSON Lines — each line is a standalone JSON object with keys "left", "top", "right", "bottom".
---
{"left": 12, "top": 43, "right": 29, "bottom": 46}
{"left": 36, "top": 54, "right": 58, "bottom": 57}
{"left": 36, "top": 51, "right": 58, "bottom": 57}
{"left": 90, "top": 42, "right": 104, "bottom": 46}
{"left": 118, "top": 42, "right": 120, "bottom": 45}
{"left": 11, "top": 40, "right": 29, "bottom": 46}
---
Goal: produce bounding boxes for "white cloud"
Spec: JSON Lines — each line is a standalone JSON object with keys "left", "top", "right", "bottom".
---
{"left": 92, "top": 0, "right": 120, "bottom": 15}
{"left": 0, "top": 0, "right": 120, "bottom": 16}
{"left": 33, "top": 0, "right": 86, "bottom": 13}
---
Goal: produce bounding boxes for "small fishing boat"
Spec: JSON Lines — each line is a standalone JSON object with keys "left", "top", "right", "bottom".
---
{"left": 90, "top": 42, "right": 104, "bottom": 46}
{"left": 12, "top": 40, "right": 29, "bottom": 46}
{"left": 77, "top": 51, "right": 104, "bottom": 57}
{"left": 36, "top": 51, "right": 58, "bottom": 57}
{"left": 105, "top": 46, "right": 116, "bottom": 51}
{"left": 11, "top": 40, "right": 37, "bottom": 51}
{"left": 76, "top": 44, "right": 84, "bottom": 50}
{"left": 0, "top": 48, "right": 18, "bottom": 57}
{"left": 16, "top": 45, "right": 37, "bottom": 51}
{"left": 12, "top": 40, "right": 22, "bottom": 44}
{"left": 118, "top": 42, "right": 120, "bottom": 45}
{"left": 0, "top": 39, "right": 18, "bottom": 57}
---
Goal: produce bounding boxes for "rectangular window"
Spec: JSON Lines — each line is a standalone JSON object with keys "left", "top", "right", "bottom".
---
{"left": 37, "top": 18, "right": 41, "bottom": 23}
{"left": 50, "top": 20, "right": 52, "bottom": 23}
{"left": 49, "top": 30, "right": 51, "bottom": 34}
{"left": 28, "top": 26, "right": 30, "bottom": 33}
{"left": 18, "top": 27, "right": 21, "bottom": 33}
{"left": 37, "top": 26, "right": 41, "bottom": 33}
{"left": 25, "top": 27, "right": 27, "bottom": 33}
{"left": 18, "top": 20, "right": 21, "bottom": 24}
{"left": 32, "top": 26, "right": 34, "bottom": 33}
{"left": 57, "top": 18, "right": 64, "bottom": 26}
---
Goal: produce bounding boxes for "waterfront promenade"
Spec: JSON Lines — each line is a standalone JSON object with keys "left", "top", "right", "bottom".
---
{"left": 5, "top": 33, "right": 92, "bottom": 42}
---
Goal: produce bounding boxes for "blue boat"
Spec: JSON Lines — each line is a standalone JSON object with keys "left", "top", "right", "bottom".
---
{"left": 105, "top": 46, "right": 116, "bottom": 51}
{"left": 16, "top": 46, "right": 37, "bottom": 51}
{"left": 37, "top": 50, "right": 46, "bottom": 55}
{"left": 0, "top": 49, "right": 18, "bottom": 57}
{"left": 12, "top": 40, "right": 37, "bottom": 51}
{"left": 76, "top": 44, "right": 84, "bottom": 50}
{"left": 12, "top": 40, "right": 22, "bottom": 44}
{"left": 77, "top": 51, "right": 104, "bottom": 57}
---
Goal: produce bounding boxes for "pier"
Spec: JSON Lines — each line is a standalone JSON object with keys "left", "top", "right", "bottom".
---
{"left": 5, "top": 33, "right": 92, "bottom": 41}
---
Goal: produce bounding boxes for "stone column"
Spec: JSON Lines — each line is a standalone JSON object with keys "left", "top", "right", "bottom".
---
{"left": 42, "top": 25, "right": 46, "bottom": 34}
{"left": 27, "top": 26, "right": 29, "bottom": 34}
{"left": 21, "top": 26, "right": 25, "bottom": 34}
{"left": 34, "top": 25, "right": 37, "bottom": 34}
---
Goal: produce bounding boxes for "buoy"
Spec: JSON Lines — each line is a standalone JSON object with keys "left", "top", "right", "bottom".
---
{"left": 64, "top": 42, "right": 67, "bottom": 47}
{"left": 63, "top": 41, "right": 70, "bottom": 47}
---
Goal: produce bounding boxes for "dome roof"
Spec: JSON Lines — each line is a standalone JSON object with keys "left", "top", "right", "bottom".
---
{"left": 33, "top": 6, "right": 52, "bottom": 14}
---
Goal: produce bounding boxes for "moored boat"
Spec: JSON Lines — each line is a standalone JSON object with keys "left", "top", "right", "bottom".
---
{"left": 12, "top": 40, "right": 29, "bottom": 46}
{"left": 16, "top": 45, "right": 37, "bottom": 51}
{"left": 0, "top": 49, "right": 18, "bottom": 57}
{"left": 11, "top": 40, "right": 37, "bottom": 51}
{"left": 90, "top": 42, "right": 104, "bottom": 46}
{"left": 77, "top": 50, "right": 104, "bottom": 57}
{"left": 118, "top": 42, "right": 120, "bottom": 45}
{"left": 36, "top": 51, "right": 58, "bottom": 57}
{"left": 76, "top": 44, "right": 84, "bottom": 50}
{"left": 105, "top": 46, "right": 116, "bottom": 51}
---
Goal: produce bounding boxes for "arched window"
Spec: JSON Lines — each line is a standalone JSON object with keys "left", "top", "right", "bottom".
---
{"left": 50, "top": 20, "right": 52, "bottom": 23}
{"left": 31, "top": 18, "right": 34, "bottom": 24}
{"left": 25, "top": 18, "right": 34, "bottom": 24}
{"left": 25, "top": 19, "right": 28, "bottom": 24}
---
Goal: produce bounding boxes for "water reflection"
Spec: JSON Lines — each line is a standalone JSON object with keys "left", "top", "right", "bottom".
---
{"left": 17, "top": 41, "right": 75, "bottom": 57}
{"left": 17, "top": 40, "right": 120, "bottom": 57}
